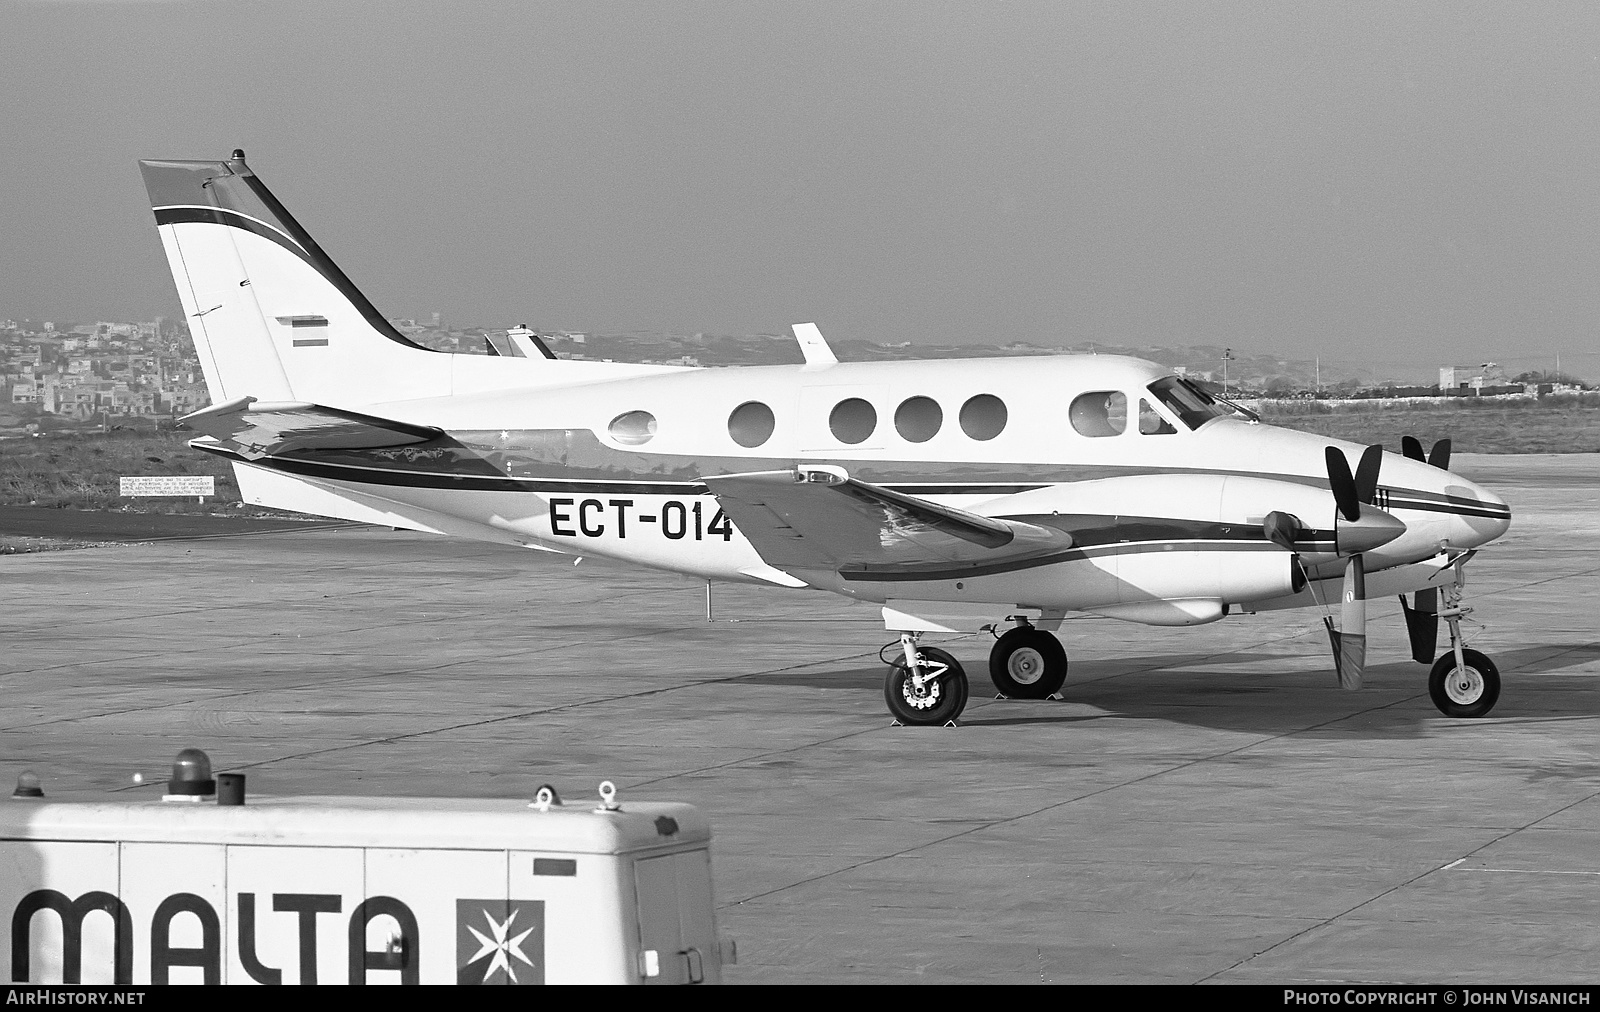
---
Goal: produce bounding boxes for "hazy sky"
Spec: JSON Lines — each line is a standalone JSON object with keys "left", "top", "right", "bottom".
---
{"left": 4, "top": 1, "right": 1598, "bottom": 374}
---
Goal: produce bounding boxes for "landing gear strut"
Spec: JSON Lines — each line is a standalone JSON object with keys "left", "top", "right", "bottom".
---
{"left": 988, "top": 623, "right": 1067, "bottom": 699}
{"left": 884, "top": 633, "right": 968, "bottom": 725}
{"left": 1427, "top": 582, "right": 1500, "bottom": 717}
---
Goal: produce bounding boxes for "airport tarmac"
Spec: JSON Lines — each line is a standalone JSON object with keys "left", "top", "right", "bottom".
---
{"left": 2, "top": 453, "right": 1597, "bottom": 984}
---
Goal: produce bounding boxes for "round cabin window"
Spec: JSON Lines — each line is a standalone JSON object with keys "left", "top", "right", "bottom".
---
{"left": 608, "top": 410, "right": 657, "bottom": 446}
{"left": 959, "top": 394, "right": 1007, "bottom": 441}
{"left": 728, "top": 401, "right": 776, "bottom": 448}
{"left": 829, "top": 398, "right": 877, "bottom": 445}
{"left": 894, "top": 396, "right": 943, "bottom": 443}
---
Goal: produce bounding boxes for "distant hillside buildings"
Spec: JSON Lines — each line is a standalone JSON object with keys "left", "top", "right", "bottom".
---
{"left": 1, "top": 318, "right": 207, "bottom": 424}
{"left": 0, "top": 315, "right": 1587, "bottom": 437}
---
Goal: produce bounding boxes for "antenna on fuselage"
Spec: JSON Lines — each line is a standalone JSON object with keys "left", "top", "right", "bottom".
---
{"left": 791, "top": 322, "right": 838, "bottom": 367}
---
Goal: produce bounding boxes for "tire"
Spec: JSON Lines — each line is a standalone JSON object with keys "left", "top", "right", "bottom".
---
{"left": 988, "top": 626, "right": 1068, "bottom": 699}
{"left": 885, "top": 647, "right": 968, "bottom": 725}
{"left": 1428, "top": 648, "right": 1501, "bottom": 718}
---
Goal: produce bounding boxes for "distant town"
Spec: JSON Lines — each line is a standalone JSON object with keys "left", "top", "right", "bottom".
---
{"left": 0, "top": 313, "right": 1587, "bottom": 438}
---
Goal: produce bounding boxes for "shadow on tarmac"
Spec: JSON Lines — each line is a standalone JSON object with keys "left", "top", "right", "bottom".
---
{"left": 739, "top": 642, "right": 1600, "bottom": 737}
{"left": 1494, "top": 642, "right": 1600, "bottom": 674}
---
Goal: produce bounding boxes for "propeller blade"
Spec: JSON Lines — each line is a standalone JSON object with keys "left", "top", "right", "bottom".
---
{"left": 1399, "top": 588, "right": 1439, "bottom": 664}
{"left": 1325, "top": 447, "right": 1360, "bottom": 522}
{"left": 1324, "top": 553, "right": 1367, "bottom": 690}
{"left": 1401, "top": 436, "right": 1425, "bottom": 462}
{"left": 1429, "top": 438, "right": 1452, "bottom": 471}
{"left": 1353, "top": 444, "right": 1383, "bottom": 504}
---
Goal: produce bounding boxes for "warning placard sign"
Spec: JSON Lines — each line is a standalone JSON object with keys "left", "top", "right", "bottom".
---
{"left": 119, "top": 475, "right": 216, "bottom": 497}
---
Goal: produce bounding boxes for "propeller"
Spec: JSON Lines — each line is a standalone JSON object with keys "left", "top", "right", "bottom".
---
{"left": 1325, "top": 445, "right": 1404, "bottom": 553}
{"left": 1320, "top": 444, "right": 1405, "bottom": 691}
{"left": 1400, "top": 435, "right": 1452, "bottom": 470}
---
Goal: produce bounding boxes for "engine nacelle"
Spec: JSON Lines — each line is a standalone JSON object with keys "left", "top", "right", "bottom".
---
{"left": 973, "top": 473, "right": 1321, "bottom": 613}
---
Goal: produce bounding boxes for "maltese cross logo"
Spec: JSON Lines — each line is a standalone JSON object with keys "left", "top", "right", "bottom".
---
{"left": 456, "top": 900, "right": 545, "bottom": 985}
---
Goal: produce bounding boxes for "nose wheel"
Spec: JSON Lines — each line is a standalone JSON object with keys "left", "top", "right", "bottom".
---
{"left": 1427, "top": 582, "right": 1500, "bottom": 717}
{"left": 884, "top": 636, "right": 968, "bottom": 725}
{"left": 988, "top": 624, "right": 1068, "bottom": 699}
{"left": 1429, "top": 648, "right": 1500, "bottom": 718}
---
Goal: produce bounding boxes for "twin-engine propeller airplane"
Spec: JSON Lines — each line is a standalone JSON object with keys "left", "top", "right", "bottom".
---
{"left": 140, "top": 150, "right": 1513, "bottom": 726}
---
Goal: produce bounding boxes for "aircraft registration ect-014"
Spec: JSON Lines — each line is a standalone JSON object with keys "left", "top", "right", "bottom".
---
{"left": 139, "top": 151, "right": 1513, "bottom": 726}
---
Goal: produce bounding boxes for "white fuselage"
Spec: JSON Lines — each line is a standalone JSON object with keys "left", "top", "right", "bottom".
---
{"left": 225, "top": 353, "right": 1511, "bottom": 626}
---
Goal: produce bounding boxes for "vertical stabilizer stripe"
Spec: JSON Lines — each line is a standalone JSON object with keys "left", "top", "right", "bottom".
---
{"left": 152, "top": 207, "right": 432, "bottom": 354}
{"left": 237, "top": 173, "right": 430, "bottom": 352}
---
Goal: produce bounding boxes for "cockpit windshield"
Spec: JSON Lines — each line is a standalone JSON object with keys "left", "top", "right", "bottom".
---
{"left": 1146, "top": 376, "right": 1231, "bottom": 430}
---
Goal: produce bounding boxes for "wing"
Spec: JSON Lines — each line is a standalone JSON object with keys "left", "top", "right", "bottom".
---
{"left": 181, "top": 396, "right": 440, "bottom": 458}
{"left": 704, "top": 465, "right": 1072, "bottom": 575}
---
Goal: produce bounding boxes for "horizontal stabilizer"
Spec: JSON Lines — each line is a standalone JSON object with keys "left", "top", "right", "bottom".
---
{"left": 182, "top": 396, "right": 440, "bottom": 459}
{"left": 704, "top": 466, "right": 1071, "bottom": 573}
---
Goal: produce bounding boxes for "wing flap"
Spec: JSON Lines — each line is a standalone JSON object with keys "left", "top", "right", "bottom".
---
{"left": 704, "top": 466, "right": 1071, "bottom": 573}
{"left": 181, "top": 396, "right": 440, "bottom": 458}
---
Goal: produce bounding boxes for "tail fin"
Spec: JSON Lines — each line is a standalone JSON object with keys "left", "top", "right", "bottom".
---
{"left": 139, "top": 150, "right": 445, "bottom": 409}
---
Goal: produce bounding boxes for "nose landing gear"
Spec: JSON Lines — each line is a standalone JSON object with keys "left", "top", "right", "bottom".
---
{"left": 1427, "top": 582, "right": 1501, "bottom": 717}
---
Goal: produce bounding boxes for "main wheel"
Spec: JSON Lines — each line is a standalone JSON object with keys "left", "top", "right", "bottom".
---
{"left": 988, "top": 626, "right": 1068, "bottom": 699}
{"left": 885, "top": 647, "right": 968, "bottom": 725}
{"left": 1428, "top": 648, "right": 1500, "bottom": 718}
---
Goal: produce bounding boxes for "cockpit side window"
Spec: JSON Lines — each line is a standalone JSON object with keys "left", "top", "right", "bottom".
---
{"left": 1069, "top": 391, "right": 1127, "bottom": 437}
{"left": 1146, "top": 376, "right": 1228, "bottom": 430}
{"left": 1139, "top": 398, "right": 1177, "bottom": 435}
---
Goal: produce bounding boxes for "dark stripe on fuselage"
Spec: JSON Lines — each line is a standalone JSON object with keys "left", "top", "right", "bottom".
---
{"left": 1381, "top": 492, "right": 1509, "bottom": 520}
{"left": 197, "top": 443, "right": 707, "bottom": 495}
{"left": 201, "top": 437, "right": 1506, "bottom": 524}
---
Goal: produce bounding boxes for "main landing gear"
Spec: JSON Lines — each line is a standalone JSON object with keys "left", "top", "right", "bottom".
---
{"left": 884, "top": 633, "right": 968, "bottom": 725}
{"left": 988, "top": 623, "right": 1068, "bottom": 699}
{"left": 1427, "top": 582, "right": 1501, "bottom": 718}
{"left": 882, "top": 622, "right": 1071, "bottom": 725}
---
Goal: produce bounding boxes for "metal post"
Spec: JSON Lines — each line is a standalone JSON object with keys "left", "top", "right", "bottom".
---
{"left": 705, "top": 580, "right": 713, "bottom": 622}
